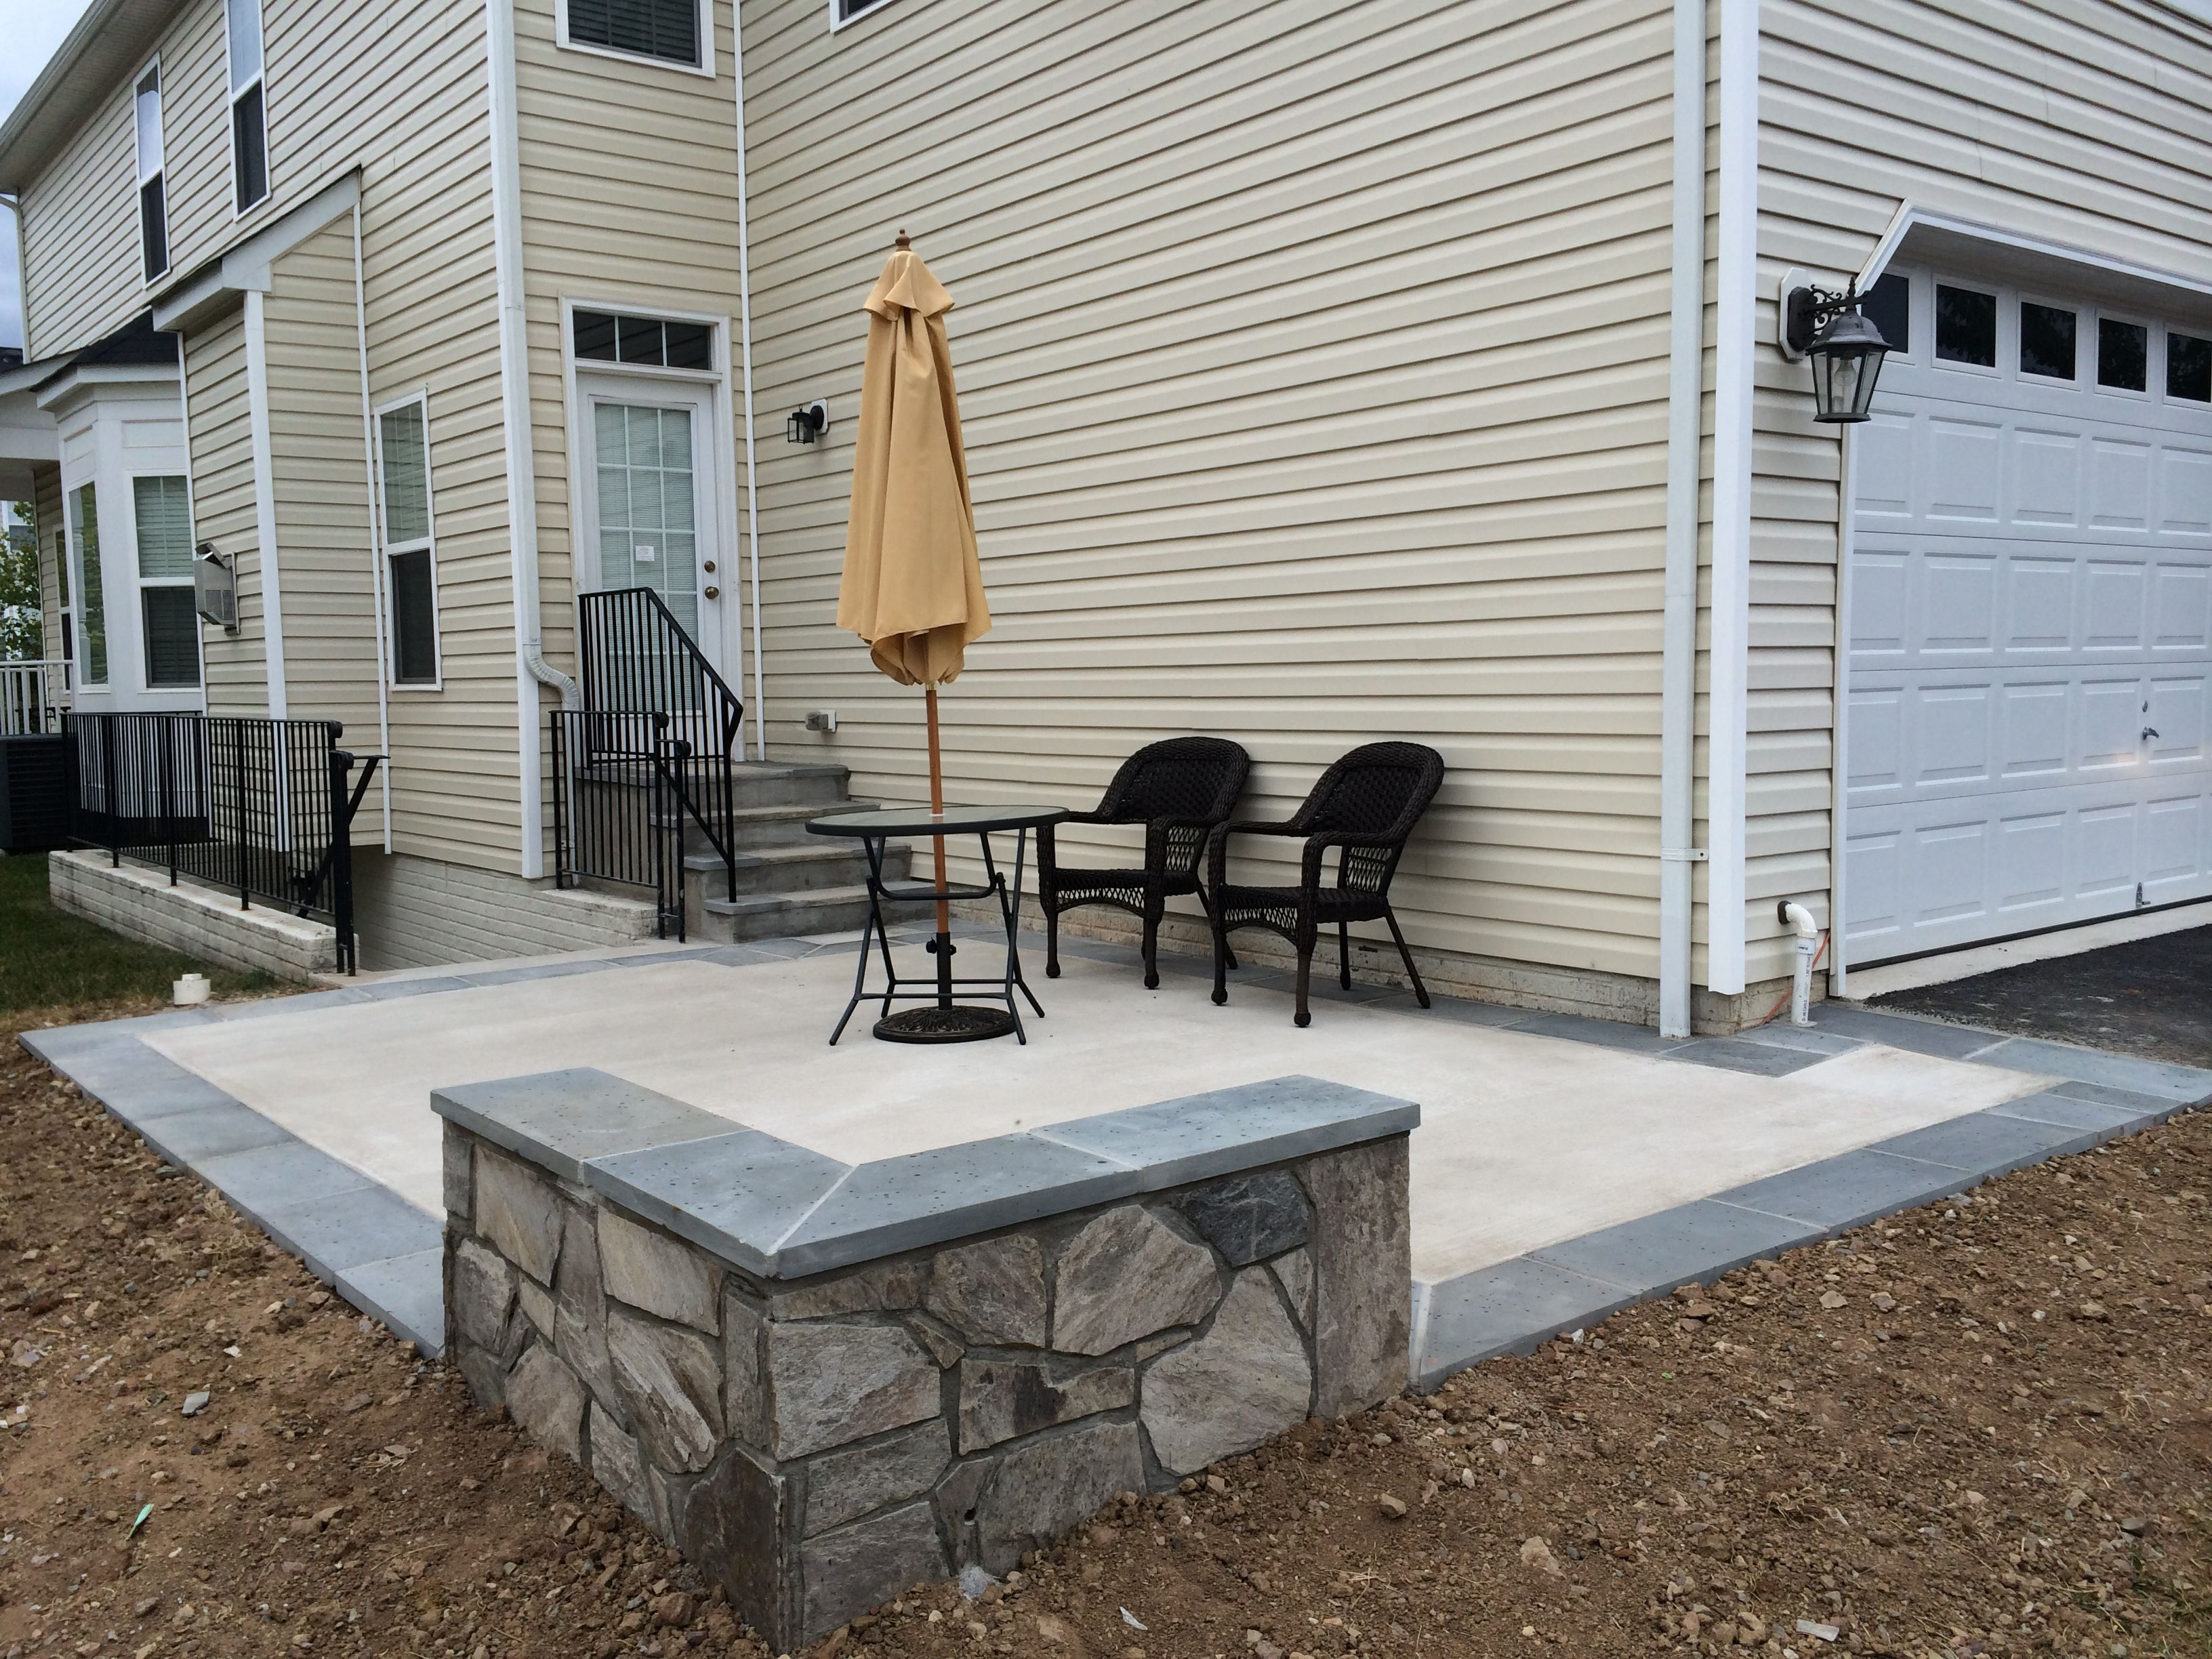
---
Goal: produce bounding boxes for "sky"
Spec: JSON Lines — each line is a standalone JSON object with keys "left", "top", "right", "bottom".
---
{"left": 0, "top": 0, "right": 95, "bottom": 354}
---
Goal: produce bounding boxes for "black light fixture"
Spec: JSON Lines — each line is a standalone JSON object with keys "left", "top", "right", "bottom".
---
{"left": 787, "top": 400, "right": 828, "bottom": 444}
{"left": 1778, "top": 275, "right": 1895, "bottom": 423}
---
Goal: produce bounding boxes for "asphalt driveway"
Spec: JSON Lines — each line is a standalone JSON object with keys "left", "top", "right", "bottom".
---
{"left": 1870, "top": 923, "right": 2212, "bottom": 1068}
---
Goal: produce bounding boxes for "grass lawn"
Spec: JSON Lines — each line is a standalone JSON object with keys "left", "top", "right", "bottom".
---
{"left": 0, "top": 851, "right": 277, "bottom": 1015}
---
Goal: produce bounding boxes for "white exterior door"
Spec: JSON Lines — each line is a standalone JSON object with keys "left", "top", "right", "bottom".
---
{"left": 576, "top": 373, "right": 723, "bottom": 666}
{"left": 1843, "top": 264, "right": 2212, "bottom": 964}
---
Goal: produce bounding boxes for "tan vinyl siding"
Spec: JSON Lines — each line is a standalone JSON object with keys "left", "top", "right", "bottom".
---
{"left": 1750, "top": 0, "right": 2212, "bottom": 984}
{"left": 512, "top": 0, "right": 745, "bottom": 695}
{"left": 185, "top": 304, "right": 269, "bottom": 714}
{"left": 743, "top": 0, "right": 1687, "bottom": 983}
{"left": 20, "top": 0, "right": 514, "bottom": 869}
{"left": 262, "top": 215, "right": 382, "bottom": 792}
{"left": 350, "top": 0, "right": 515, "bottom": 871}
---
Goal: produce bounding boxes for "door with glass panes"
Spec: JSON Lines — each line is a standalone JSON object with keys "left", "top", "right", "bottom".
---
{"left": 577, "top": 374, "right": 722, "bottom": 669}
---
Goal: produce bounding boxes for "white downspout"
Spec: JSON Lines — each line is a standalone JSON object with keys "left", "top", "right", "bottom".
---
{"left": 1658, "top": 0, "right": 1708, "bottom": 1040}
{"left": 484, "top": 0, "right": 577, "bottom": 880}
{"left": 1706, "top": 0, "right": 1760, "bottom": 1001}
{"left": 730, "top": 0, "right": 766, "bottom": 758}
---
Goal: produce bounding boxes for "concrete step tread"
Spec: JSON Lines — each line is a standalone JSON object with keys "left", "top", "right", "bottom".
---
{"left": 684, "top": 842, "right": 905, "bottom": 872}
{"left": 701, "top": 883, "right": 922, "bottom": 918}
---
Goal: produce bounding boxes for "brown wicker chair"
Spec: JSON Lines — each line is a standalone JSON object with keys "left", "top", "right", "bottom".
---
{"left": 1039, "top": 737, "right": 1251, "bottom": 989}
{"left": 1206, "top": 741, "right": 1444, "bottom": 1027}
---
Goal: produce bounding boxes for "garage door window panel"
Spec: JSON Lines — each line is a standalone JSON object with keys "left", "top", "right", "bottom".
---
{"left": 2097, "top": 319, "right": 2150, "bottom": 396}
{"left": 2019, "top": 302, "right": 2078, "bottom": 384}
{"left": 2169, "top": 333, "right": 2211, "bottom": 405}
{"left": 1936, "top": 283, "right": 1998, "bottom": 370}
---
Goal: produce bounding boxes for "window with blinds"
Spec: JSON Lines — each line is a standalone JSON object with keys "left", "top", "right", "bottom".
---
{"left": 565, "top": 0, "right": 701, "bottom": 66}
{"left": 377, "top": 398, "right": 440, "bottom": 686}
{"left": 134, "top": 476, "right": 199, "bottom": 688}
{"left": 135, "top": 62, "right": 168, "bottom": 279}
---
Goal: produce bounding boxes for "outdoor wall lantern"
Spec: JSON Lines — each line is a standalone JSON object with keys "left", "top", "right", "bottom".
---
{"left": 1776, "top": 271, "right": 1895, "bottom": 423}
{"left": 787, "top": 401, "right": 828, "bottom": 445}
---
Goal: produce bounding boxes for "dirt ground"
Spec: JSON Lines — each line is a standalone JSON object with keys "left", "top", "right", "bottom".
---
{"left": 4, "top": 998, "right": 2210, "bottom": 1659}
{"left": 1875, "top": 926, "right": 2212, "bottom": 1069}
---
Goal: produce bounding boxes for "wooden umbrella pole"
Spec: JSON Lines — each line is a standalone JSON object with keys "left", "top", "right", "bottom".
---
{"left": 926, "top": 684, "right": 952, "bottom": 1006}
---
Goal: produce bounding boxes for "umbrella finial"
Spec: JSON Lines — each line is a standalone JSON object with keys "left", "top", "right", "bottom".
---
{"left": 894, "top": 228, "right": 911, "bottom": 250}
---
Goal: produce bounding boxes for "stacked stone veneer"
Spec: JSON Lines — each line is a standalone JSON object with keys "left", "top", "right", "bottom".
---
{"left": 434, "top": 1069, "right": 1414, "bottom": 1650}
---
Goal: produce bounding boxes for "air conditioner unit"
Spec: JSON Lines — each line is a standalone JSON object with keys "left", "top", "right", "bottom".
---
{"left": 194, "top": 544, "right": 238, "bottom": 634}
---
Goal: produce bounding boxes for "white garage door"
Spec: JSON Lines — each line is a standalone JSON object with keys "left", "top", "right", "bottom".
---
{"left": 1843, "top": 263, "right": 2212, "bottom": 965}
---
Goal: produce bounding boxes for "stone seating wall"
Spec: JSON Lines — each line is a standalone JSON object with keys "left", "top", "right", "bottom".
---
{"left": 433, "top": 1069, "right": 1415, "bottom": 1649}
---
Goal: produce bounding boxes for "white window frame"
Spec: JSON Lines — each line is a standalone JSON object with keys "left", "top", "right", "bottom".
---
{"left": 2166, "top": 325, "right": 2212, "bottom": 409}
{"left": 829, "top": 0, "right": 905, "bottom": 30}
{"left": 555, "top": 0, "right": 715, "bottom": 78}
{"left": 224, "top": 0, "right": 271, "bottom": 219}
{"left": 134, "top": 55, "right": 168, "bottom": 283}
{"left": 372, "top": 390, "right": 444, "bottom": 692}
{"left": 127, "top": 470, "right": 201, "bottom": 693}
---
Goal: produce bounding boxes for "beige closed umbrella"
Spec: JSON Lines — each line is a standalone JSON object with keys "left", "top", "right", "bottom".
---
{"left": 837, "top": 232, "right": 991, "bottom": 970}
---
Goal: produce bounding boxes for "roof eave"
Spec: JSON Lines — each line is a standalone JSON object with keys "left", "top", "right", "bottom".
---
{"left": 0, "top": 0, "right": 190, "bottom": 196}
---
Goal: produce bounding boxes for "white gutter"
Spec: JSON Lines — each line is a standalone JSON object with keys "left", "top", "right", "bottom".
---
{"left": 483, "top": 0, "right": 577, "bottom": 880}
{"left": 730, "top": 0, "right": 765, "bottom": 758}
{"left": 1706, "top": 0, "right": 1760, "bottom": 999}
{"left": 1657, "top": 0, "right": 1708, "bottom": 1040}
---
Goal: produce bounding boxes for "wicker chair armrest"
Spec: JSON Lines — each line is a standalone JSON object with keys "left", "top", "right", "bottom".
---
{"left": 1298, "top": 830, "right": 1404, "bottom": 888}
{"left": 1205, "top": 819, "right": 1303, "bottom": 890}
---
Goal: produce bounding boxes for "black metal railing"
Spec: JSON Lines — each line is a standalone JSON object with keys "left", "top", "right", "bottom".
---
{"left": 64, "top": 712, "right": 383, "bottom": 974}
{"left": 552, "top": 589, "right": 744, "bottom": 937}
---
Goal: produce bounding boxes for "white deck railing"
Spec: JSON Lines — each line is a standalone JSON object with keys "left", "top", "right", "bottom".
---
{"left": 1, "top": 659, "right": 69, "bottom": 736}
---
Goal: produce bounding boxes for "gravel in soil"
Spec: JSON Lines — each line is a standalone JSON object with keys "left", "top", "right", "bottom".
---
{"left": 5, "top": 998, "right": 2211, "bottom": 1659}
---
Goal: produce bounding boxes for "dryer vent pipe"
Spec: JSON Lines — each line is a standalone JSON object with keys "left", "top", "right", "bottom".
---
{"left": 1777, "top": 899, "right": 1823, "bottom": 1027}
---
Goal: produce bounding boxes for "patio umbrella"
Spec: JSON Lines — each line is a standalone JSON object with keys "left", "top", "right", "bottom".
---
{"left": 837, "top": 230, "right": 993, "bottom": 1028}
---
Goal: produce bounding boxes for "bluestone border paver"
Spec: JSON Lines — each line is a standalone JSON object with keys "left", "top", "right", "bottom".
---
{"left": 1702, "top": 1147, "right": 1969, "bottom": 1232}
{"left": 1664, "top": 1036, "right": 1832, "bottom": 1077}
{"left": 1414, "top": 1257, "right": 1639, "bottom": 1383}
{"left": 1528, "top": 1199, "right": 1823, "bottom": 1298}
{"left": 1865, "top": 1109, "right": 2100, "bottom": 1176}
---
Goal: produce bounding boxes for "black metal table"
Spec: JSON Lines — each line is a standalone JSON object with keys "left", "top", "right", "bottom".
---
{"left": 806, "top": 804, "right": 1069, "bottom": 1046}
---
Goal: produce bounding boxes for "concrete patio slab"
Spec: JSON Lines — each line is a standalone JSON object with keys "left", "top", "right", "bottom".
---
{"left": 22, "top": 930, "right": 2211, "bottom": 1380}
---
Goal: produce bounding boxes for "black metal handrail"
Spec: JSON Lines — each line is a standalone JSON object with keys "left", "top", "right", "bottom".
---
{"left": 553, "top": 589, "right": 745, "bottom": 937}
{"left": 63, "top": 712, "right": 382, "bottom": 974}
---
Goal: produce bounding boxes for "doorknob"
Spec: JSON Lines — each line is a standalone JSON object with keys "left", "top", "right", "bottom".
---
{"left": 704, "top": 586, "right": 720, "bottom": 600}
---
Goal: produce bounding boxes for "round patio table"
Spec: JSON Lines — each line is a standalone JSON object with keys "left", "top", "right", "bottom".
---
{"left": 806, "top": 803, "right": 1068, "bottom": 1046}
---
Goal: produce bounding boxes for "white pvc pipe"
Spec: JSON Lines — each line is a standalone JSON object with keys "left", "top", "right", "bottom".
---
{"left": 729, "top": 0, "right": 766, "bottom": 758}
{"left": 1657, "top": 0, "right": 1708, "bottom": 1039}
{"left": 1780, "top": 900, "right": 1820, "bottom": 1027}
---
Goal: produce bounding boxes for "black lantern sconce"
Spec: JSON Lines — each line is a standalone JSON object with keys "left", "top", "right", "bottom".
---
{"left": 1778, "top": 271, "right": 1896, "bottom": 424}
{"left": 787, "top": 400, "right": 828, "bottom": 445}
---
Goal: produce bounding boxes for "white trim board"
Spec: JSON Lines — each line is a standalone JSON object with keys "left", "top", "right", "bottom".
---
{"left": 241, "top": 287, "right": 287, "bottom": 718}
{"left": 1838, "top": 901, "right": 2212, "bottom": 1002}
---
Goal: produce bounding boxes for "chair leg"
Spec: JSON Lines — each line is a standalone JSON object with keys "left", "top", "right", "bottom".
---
{"left": 1195, "top": 882, "right": 1237, "bottom": 971}
{"left": 1046, "top": 904, "right": 1061, "bottom": 979}
{"left": 1294, "top": 942, "right": 1313, "bottom": 1028}
{"left": 1141, "top": 899, "right": 1162, "bottom": 991}
{"left": 1210, "top": 913, "right": 1230, "bottom": 1006}
{"left": 1385, "top": 909, "right": 1431, "bottom": 1008}
{"left": 1338, "top": 918, "right": 1353, "bottom": 989}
